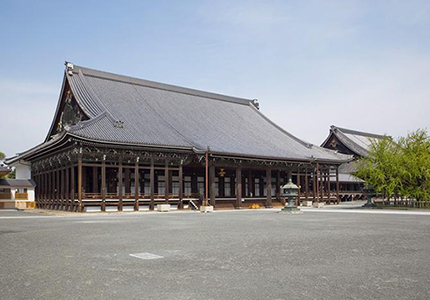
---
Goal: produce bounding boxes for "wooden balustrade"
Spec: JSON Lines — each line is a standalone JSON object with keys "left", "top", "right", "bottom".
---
{"left": 15, "top": 193, "right": 29, "bottom": 200}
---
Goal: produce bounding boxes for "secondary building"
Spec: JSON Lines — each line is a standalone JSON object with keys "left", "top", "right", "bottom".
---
{"left": 6, "top": 63, "right": 351, "bottom": 212}
{"left": 321, "top": 125, "right": 386, "bottom": 201}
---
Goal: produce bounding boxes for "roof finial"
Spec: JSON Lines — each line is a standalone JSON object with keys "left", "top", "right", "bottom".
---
{"left": 252, "top": 99, "right": 260, "bottom": 110}
{"left": 65, "top": 61, "right": 74, "bottom": 76}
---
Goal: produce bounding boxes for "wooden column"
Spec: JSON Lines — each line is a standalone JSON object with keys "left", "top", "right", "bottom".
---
{"left": 61, "top": 168, "right": 66, "bottom": 210}
{"left": 327, "top": 168, "right": 331, "bottom": 204}
{"left": 315, "top": 163, "right": 319, "bottom": 203}
{"left": 135, "top": 159, "right": 139, "bottom": 211}
{"left": 101, "top": 160, "right": 106, "bottom": 212}
{"left": 164, "top": 160, "right": 169, "bottom": 204}
{"left": 56, "top": 169, "right": 60, "bottom": 210}
{"left": 266, "top": 168, "right": 272, "bottom": 208}
{"left": 92, "top": 167, "right": 98, "bottom": 194}
{"left": 150, "top": 158, "right": 155, "bottom": 210}
{"left": 209, "top": 164, "right": 215, "bottom": 207}
{"left": 71, "top": 166, "right": 75, "bottom": 212}
{"left": 297, "top": 169, "right": 301, "bottom": 206}
{"left": 78, "top": 156, "right": 83, "bottom": 212}
{"left": 118, "top": 158, "right": 123, "bottom": 211}
{"left": 65, "top": 168, "right": 69, "bottom": 211}
{"left": 305, "top": 167, "right": 309, "bottom": 200}
{"left": 336, "top": 166, "right": 340, "bottom": 204}
{"left": 178, "top": 162, "right": 183, "bottom": 209}
{"left": 236, "top": 167, "right": 242, "bottom": 209}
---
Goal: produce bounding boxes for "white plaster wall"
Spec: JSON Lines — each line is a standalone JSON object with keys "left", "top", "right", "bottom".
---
{"left": 11, "top": 188, "right": 16, "bottom": 200}
{"left": 27, "top": 189, "right": 35, "bottom": 201}
{"left": 15, "top": 164, "right": 31, "bottom": 179}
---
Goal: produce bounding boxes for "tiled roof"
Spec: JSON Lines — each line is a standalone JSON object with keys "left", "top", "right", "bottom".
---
{"left": 323, "top": 125, "right": 386, "bottom": 157}
{"left": 0, "top": 179, "right": 36, "bottom": 188}
{"left": 9, "top": 63, "right": 353, "bottom": 164}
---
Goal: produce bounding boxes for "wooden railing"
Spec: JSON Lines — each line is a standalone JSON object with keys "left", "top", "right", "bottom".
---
{"left": 15, "top": 193, "right": 29, "bottom": 200}
{"left": 0, "top": 193, "right": 12, "bottom": 199}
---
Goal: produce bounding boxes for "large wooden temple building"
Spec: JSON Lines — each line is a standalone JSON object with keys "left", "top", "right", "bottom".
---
{"left": 6, "top": 63, "right": 352, "bottom": 212}
{"left": 321, "top": 125, "right": 386, "bottom": 201}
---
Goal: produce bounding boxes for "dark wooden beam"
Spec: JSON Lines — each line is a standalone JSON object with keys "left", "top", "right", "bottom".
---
{"left": 101, "top": 159, "right": 106, "bottom": 212}
{"left": 78, "top": 156, "right": 83, "bottom": 212}
{"left": 178, "top": 162, "right": 183, "bottom": 209}
{"left": 336, "top": 166, "right": 340, "bottom": 204}
{"left": 93, "top": 166, "right": 98, "bottom": 194}
{"left": 150, "top": 157, "right": 155, "bottom": 210}
{"left": 118, "top": 158, "right": 123, "bottom": 211}
{"left": 236, "top": 167, "right": 242, "bottom": 209}
{"left": 135, "top": 159, "right": 139, "bottom": 211}
{"left": 71, "top": 166, "right": 75, "bottom": 212}
{"left": 164, "top": 160, "right": 169, "bottom": 204}
{"left": 266, "top": 168, "right": 272, "bottom": 208}
{"left": 209, "top": 164, "right": 215, "bottom": 207}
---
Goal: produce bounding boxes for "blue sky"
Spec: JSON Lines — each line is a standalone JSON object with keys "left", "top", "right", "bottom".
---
{"left": 1, "top": 0, "right": 429, "bottom": 157}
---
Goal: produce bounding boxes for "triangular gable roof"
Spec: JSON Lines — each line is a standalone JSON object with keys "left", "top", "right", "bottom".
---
{"left": 10, "top": 63, "right": 352, "bottom": 164}
{"left": 321, "top": 125, "right": 387, "bottom": 157}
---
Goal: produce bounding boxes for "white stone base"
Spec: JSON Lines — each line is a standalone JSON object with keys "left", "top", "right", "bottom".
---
{"left": 157, "top": 204, "right": 171, "bottom": 212}
{"left": 200, "top": 205, "right": 214, "bottom": 213}
{"left": 301, "top": 200, "right": 313, "bottom": 207}
{"left": 313, "top": 202, "right": 325, "bottom": 208}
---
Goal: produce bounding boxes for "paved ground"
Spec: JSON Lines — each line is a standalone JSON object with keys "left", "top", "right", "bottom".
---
{"left": 1, "top": 208, "right": 430, "bottom": 300}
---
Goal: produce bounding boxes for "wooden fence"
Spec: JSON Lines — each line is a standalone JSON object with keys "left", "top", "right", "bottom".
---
{"left": 377, "top": 200, "right": 430, "bottom": 208}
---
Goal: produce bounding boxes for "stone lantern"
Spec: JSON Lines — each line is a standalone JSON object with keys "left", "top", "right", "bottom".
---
{"left": 362, "top": 183, "right": 376, "bottom": 208}
{"left": 280, "top": 179, "right": 302, "bottom": 214}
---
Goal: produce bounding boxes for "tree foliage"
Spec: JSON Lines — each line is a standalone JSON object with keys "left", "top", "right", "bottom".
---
{"left": 353, "top": 129, "right": 430, "bottom": 201}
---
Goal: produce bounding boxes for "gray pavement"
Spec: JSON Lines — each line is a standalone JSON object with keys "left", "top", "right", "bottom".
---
{"left": 1, "top": 209, "right": 429, "bottom": 300}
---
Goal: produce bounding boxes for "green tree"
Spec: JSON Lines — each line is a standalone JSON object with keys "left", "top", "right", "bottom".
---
{"left": 397, "top": 129, "right": 430, "bottom": 201}
{"left": 354, "top": 136, "right": 401, "bottom": 200}
{"left": 0, "top": 151, "right": 5, "bottom": 161}
{"left": 354, "top": 129, "right": 430, "bottom": 202}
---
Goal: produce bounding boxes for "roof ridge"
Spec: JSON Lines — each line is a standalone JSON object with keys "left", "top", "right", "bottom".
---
{"left": 71, "top": 63, "right": 253, "bottom": 106}
{"left": 250, "top": 104, "right": 313, "bottom": 148}
{"left": 331, "top": 125, "right": 386, "bottom": 139}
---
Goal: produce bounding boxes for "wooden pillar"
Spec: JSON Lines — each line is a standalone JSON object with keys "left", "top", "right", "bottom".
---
{"left": 336, "top": 166, "right": 340, "bottom": 204}
{"left": 56, "top": 169, "right": 60, "bottom": 210}
{"left": 266, "top": 168, "right": 272, "bottom": 208}
{"left": 92, "top": 167, "right": 98, "bottom": 194}
{"left": 135, "top": 159, "right": 139, "bottom": 211}
{"left": 78, "top": 156, "right": 83, "bottom": 212}
{"left": 101, "top": 160, "right": 106, "bottom": 212}
{"left": 150, "top": 158, "right": 155, "bottom": 210}
{"left": 178, "top": 162, "right": 183, "bottom": 209}
{"left": 209, "top": 164, "right": 215, "bottom": 207}
{"left": 71, "top": 166, "right": 75, "bottom": 212}
{"left": 65, "top": 168, "right": 69, "bottom": 211}
{"left": 315, "top": 163, "right": 319, "bottom": 203}
{"left": 62, "top": 168, "right": 66, "bottom": 210}
{"left": 297, "top": 169, "right": 301, "bottom": 206}
{"left": 305, "top": 167, "right": 309, "bottom": 200}
{"left": 236, "top": 167, "right": 242, "bottom": 209}
{"left": 51, "top": 170, "right": 55, "bottom": 209}
{"left": 205, "top": 152, "right": 209, "bottom": 206}
{"left": 327, "top": 168, "right": 331, "bottom": 204}
{"left": 276, "top": 170, "right": 281, "bottom": 201}
{"left": 118, "top": 158, "right": 123, "bottom": 211}
{"left": 164, "top": 160, "right": 169, "bottom": 204}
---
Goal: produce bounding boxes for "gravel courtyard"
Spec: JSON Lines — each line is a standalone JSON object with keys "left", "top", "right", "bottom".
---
{"left": 1, "top": 208, "right": 429, "bottom": 300}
